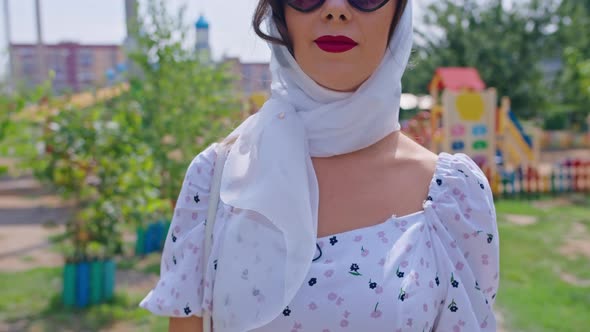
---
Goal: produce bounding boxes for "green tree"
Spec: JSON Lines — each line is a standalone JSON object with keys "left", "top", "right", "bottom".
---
{"left": 404, "top": 0, "right": 557, "bottom": 119}
{"left": 126, "top": 0, "right": 241, "bottom": 206}
{"left": 545, "top": 0, "right": 590, "bottom": 130}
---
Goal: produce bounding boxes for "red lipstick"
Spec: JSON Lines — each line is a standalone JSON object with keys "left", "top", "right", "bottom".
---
{"left": 314, "top": 35, "right": 358, "bottom": 53}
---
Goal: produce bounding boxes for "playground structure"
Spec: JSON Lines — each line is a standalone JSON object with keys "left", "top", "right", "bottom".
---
{"left": 403, "top": 67, "right": 590, "bottom": 197}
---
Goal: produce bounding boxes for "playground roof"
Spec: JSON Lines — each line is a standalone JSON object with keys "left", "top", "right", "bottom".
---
{"left": 429, "top": 67, "right": 486, "bottom": 92}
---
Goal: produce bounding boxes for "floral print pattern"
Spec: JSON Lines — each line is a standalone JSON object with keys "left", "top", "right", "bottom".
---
{"left": 139, "top": 146, "right": 499, "bottom": 332}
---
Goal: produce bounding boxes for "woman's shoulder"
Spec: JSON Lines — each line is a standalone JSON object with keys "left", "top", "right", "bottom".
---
{"left": 428, "top": 152, "right": 496, "bottom": 225}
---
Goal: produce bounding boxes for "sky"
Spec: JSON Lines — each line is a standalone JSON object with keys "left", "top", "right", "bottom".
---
{"left": 0, "top": 0, "right": 427, "bottom": 78}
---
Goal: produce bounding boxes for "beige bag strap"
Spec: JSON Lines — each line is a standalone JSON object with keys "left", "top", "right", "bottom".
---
{"left": 203, "top": 143, "right": 229, "bottom": 332}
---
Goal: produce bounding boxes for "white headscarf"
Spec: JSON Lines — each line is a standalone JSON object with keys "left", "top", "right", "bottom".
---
{"left": 214, "top": 2, "right": 413, "bottom": 331}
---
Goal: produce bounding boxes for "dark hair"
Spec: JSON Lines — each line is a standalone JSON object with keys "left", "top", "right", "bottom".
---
{"left": 252, "top": 0, "right": 409, "bottom": 54}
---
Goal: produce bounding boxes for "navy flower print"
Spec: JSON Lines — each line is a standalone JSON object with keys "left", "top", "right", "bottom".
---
{"left": 283, "top": 306, "right": 291, "bottom": 316}
{"left": 369, "top": 280, "right": 377, "bottom": 289}
{"left": 398, "top": 288, "right": 407, "bottom": 302}
{"left": 330, "top": 236, "right": 338, "bottom": 245}
{"left": 349, "top": 263, "right": 362, "bottom": 276}
{"left": 396, "top": 266, "right": 405, "bottom": 278}
{"left": 308, "top": 278, "right": 317, "bottom": 286}
{"left": 448, "top": 299, "right": 459, "bottom": 312}
{"left": 451, "top": 273, "right": 459, "bottom": 288}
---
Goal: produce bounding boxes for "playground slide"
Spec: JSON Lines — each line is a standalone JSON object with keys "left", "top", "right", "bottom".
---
{"left": 502, "top": 111, "right": 535, "bottom": 165}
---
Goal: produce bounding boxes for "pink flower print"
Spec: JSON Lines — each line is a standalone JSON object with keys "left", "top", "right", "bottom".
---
{"left": 377, "top": 231, "right": 386, "bottom": 238}
{"left": 257, "top": 293, "right": 266, "bottom": 303}
{"left": 340, "top": 320, "right": 349, "bottom": 327}
{"left": 181, "top": 273, "right": 187, "bottom": 281}
{"left": 185, "top": 195, "right": 191, "bottom": 203}
{"left": 381, "top": 237, "right": 389, "bottom": 244}
{"left": 375, "top": 285, "right": 383, "bottom": 294}
{"left": 401, "top": 260, "right": 409, "bottom": 268}
{"left": 464, "top": 213, "right": 471, "bottom": 219}
{"left": 453, "top": 188, "right": 461, "bottom": 195}
{"left": 463, "top": 233, "right": 470, "bottom": 239}
{"left": 456, "top": 261, "right": 465, "bottom": 271}
{"left": 308, "top": 302, "right": 318, "bottom": 310}
{"left": 343, "top": 310, "right": 351, "bottom": 318}
{"left": 292, "top": 322, "right": 302, "bottom": 331}
{"left": 354, "top": 235, "right": 363, "bottom": 242}
{"left": 429, "top": 280, "right": 434, "bottom": 288}
{"left": 396, "top": 329, "right": 402, "bottom": 332}
{"left": 423, "top": 303, "right": 429, "bottom": 312}
{"left": 466, "top": 207, "right": 473, "bottom": 214}
{"left": 324, "top": 259, "right": 333, "bottom": 264}
{"left": 371, "top": 310, "right": 382, "bottom": 318}
{"left": 324, "top": 269, "right": 334, "bottom": 278}
{"left": 174, "top": 225, "right": 181, "bottom": 234}
{"left": 406, "top": 318, "right": 413, "bottom": 327}
{"left": 401, "top": 220, "right": 408, "bottom": 227}
{"left": 450, "top": 240, "right": 457, "bottom": 248}
{"left": 328, "top": 292, "right": 338, "bottom": 301}
{"left": 464, "top": 251, "right": 470, "bottom": 259}
{"left": 454, "top": 213, "right": 461, "bottom": 221}
{"left": 173, "top": 309, "right": 180, "bottom": 315}
{"left": 192, "top": 246, "right": 199, "bottom": 254}
{"left": 378, "top": 258, "right": 385, "bottom": 266}
{"left": 336, "top": 297, "right": 344, "bottom": 306}
{"left": 482, "top": 254, "right": 489, "bottom": 265}
{"left": 405, "top": 244, "right": 413, "bottom": 252}
{"left": 480, "top": 317, "right": 489, "bottom": 328}
{"left": 453, "top": 325, "right": 461, "bottom": 332}
{"left": 191, "top": 212, "right": 198, "bottom": 220}
{"left": 459, "top": 320, "right": 466, "bottom": 327}
{"left": 361, "top": 247, "right": 370, "bottom": 257}
{"left": 426, "top": 241, "right": 432, "bottom": 248}
{"left": 410, "top": 271, "right": 420, "bottom": 286}
{"left": 420, "top": 257, "right": 425, "bottom": 266}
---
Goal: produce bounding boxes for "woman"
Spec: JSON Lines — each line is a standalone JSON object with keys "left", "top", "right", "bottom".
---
{"left": 140, "top": 0, "right": 500, "bottom": 331}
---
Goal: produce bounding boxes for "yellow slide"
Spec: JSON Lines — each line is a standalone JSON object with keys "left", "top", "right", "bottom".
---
{"left": 497, "top": 98, "right": 537, "bottom": 167}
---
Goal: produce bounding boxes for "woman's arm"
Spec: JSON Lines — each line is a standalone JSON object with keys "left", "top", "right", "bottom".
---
{"left": 169, "top": 316, "right": 203, "bottom": 332}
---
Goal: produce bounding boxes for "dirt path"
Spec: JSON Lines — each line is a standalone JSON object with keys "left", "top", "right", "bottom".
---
{"left": 0, "top": 167, "right": 72, "bottom": 272}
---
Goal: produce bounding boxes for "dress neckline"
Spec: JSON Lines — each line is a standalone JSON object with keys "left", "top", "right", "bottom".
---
{"left": 315, "top": 152, "right": 450, "bottom": 242}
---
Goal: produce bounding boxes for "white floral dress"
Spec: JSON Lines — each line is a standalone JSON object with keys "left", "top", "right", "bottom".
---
{"left": 140, "top": 144, "right": 500, "bottom": 331}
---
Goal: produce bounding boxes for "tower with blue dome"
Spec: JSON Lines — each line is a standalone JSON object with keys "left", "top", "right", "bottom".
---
{"left": 195, "top": 14, "right": 211, "bottom": 62}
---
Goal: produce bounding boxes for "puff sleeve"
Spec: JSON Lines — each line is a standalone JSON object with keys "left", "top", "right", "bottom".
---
{"left": 427, "top": 153, "right": 500, "bottom": 331}
{"left": 139, "top": 143, "right": 224, "bottom": 317}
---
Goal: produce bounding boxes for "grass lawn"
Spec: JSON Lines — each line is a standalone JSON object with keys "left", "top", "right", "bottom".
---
{"left": 1, "top": 195, "right": 589, "bottom": 331}
{"left": 0, "top": 255, "right": 168, "bottom": 332}
{"left": 494, "top": 194, "right": 590, "bottom": 332}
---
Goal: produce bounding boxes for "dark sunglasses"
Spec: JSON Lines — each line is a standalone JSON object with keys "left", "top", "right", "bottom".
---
{"left": 286, "top": 0, "right": 391, "bottom": 13}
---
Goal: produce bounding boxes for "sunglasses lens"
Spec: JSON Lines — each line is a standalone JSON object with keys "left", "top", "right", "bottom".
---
{"left": 349, "top": 0, "right": 389, "bottom": 11}
{"left": 287, "top": 0, "right": 389, "bottom": 12}
{"left": 287, "top": 0, "right": 323, "bottom": 12}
